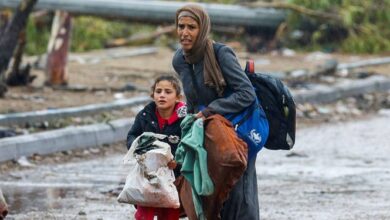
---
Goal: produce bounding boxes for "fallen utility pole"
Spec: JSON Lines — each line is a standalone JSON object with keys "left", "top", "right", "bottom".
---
{"left": 0, "top": 0, "right": 286, "bottom": 29}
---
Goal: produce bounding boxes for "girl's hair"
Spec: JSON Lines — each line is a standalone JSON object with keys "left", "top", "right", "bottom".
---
{"left": 150, "top": 75, "right": 182, "bottom": 98}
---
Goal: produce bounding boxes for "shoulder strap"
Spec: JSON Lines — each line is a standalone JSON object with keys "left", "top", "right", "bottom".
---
{"left": 189, "top": 64, "right": 200, "bottom": 93}
{"left": 213, "top": 42, "right": 224, "bottom": 63}
{"left": 188, "top": 63, "right": 201, "bottom": 110}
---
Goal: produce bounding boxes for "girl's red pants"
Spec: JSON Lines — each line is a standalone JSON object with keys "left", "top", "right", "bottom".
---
{"left": 134, "top": 206, "right": 180, "bottom": 220}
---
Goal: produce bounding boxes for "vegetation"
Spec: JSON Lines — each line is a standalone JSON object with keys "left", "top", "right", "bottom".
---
{"left": 71, "top": 17, "right": 155, "bottom": 52}
{"left": 25, "top": 15, "right": 155, "bottom": 55}
{"left": 25, "top": 16, "right": 51, "bottom": 55}
{"left": 12, "top": 0, "right": 390, "bottom": 55}
{"left": 285, "top": 0, "right": 390, "bottom": 53}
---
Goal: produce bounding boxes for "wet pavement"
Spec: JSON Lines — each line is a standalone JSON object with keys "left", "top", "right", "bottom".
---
{"left": 1, "top": 112, "right": 390, "bottom": 219}
{"left": 258, "top": 111, "right": 390, "bottom": 220}
{"left": 0, "top": 155, "right": 135, "bottom": 220}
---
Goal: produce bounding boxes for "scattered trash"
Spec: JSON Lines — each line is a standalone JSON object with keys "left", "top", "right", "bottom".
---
{"left": 304, "top": 51, "right": 332, "bottom": 62}
{"left": 89, "top": 148, "right": 101, "bottom": 154}
{"left": 113, "top": 93, "right": 125, "bottom": 99}
{"left": 378, "top": 109, "right": 390, "bottom": 117}
{"left": 285, "top": 152, "right": 308, "bottom": 158}
{"left": 16, "top": 156, "right": 35, "bottom": 168}
{"left": 255, "top": 58, "right": 271, "bottom": 66}
{"left": 121, "top": 82, "right": 137, "bottom": 91}
{"left": 279, "top": 48, "right": 296, "bottom": 57}
{"left": 290, "top": 69, "right": 309, "bottom": 78}
{"left": 0, "top": 127, "right": 17, "bottom": 139}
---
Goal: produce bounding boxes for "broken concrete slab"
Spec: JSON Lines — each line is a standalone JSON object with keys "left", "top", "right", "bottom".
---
{"left": 337, "top": 57, "right": 390, "bottom": 70}
{"left": 265, "top": 57, "right": 390, "bottom": 80}
{"left": 294, "top": 75, "right": 390, "bottom": 104}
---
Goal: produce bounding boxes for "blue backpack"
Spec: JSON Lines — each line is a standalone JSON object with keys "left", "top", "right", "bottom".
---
{"left": 188, "top": 62, "right": 268, "bottom": 159}
{"left": 224, "top": 97, "right": 269, "bottom": 159}
{"left": 214, "top": 43, "right": 296, "bottom": 152}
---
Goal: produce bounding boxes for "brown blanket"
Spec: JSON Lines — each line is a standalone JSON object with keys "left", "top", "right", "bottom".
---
{"left": 177, "top": 114, "right": 248, "bottom": 220}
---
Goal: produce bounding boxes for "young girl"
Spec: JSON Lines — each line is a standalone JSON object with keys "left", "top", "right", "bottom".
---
{"left": 126, "top": 75, "right": 186, "bottom": 220}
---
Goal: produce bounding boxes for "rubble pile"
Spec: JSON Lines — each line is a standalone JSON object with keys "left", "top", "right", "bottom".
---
{"left": 297, "top": 91, "right": 390, "bottom": 125}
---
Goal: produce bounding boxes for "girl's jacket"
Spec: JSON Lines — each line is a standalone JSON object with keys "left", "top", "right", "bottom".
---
{"left": 126, "top": 101, "right": 187, "bottom": 177}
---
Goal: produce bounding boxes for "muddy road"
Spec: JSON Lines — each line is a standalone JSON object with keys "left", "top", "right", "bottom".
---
{"left": 1, "top": 112, "right": 390, "bottom": 219}
{"left": 258, "top": 111, "right": 390, "bottom": 220}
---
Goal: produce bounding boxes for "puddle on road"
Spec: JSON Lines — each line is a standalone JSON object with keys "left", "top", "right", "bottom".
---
{"left": 0, "top": 185, "right": 83, "bottom": 214}
{"left": 0, "top": 184, "right": 132, "bottom": 219}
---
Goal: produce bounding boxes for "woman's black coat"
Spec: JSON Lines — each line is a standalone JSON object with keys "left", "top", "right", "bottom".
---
{"left": 172, "top": 43, "right": 260, "bottom": 220}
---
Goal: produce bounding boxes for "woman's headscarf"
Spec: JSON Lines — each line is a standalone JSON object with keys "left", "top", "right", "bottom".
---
{"left": 176, "top": 4, "right": 226, "bottom": 97}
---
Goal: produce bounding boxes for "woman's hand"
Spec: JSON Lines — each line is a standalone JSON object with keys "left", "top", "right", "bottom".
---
{"left": 195, "top": 111, "right": 206, "bottom": 120}
{"left": 167, "top": 160, "right": 177, "bottom": 170}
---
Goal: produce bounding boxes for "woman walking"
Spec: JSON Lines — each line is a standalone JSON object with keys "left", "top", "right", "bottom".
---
{"left": 172, "top": 4, "right": 261, "bottom": 220}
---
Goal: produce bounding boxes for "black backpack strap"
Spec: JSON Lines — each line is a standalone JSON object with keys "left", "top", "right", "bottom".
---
{"left": 188, "top": 63, "right": 200, "bottom": 93}
{"left": 213, "top": 42, "right": 224, "bottom": 63}
{"left": 187, "top": 62, "right": 201, "bottom": 112}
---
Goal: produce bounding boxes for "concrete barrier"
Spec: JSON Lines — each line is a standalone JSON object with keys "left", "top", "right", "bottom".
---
{"left": 0, "top": 96, "right": 150, "bottom": 126}
{"left": 0, "top": 118, "right": 133, "bottom": 162}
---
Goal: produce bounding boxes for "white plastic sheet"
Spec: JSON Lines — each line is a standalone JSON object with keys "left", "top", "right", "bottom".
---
{"left": 117, "top": 132, "right": 180, "bottom": 208}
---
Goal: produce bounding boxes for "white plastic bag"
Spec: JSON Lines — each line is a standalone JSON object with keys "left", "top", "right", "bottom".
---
{"left": 117, "top": 132, "right": 180, "bottom": 208}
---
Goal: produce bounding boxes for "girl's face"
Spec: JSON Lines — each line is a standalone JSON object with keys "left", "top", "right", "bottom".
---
{"left": 177, "top": 16, "right": 200, "bottom": 52}
{"left": 153, "top": 80, "right": 180, "bottom": 111}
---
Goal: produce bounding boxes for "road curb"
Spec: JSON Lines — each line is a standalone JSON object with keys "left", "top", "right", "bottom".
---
{"left": 0, "top": 96, "right": 150, "bottom": 126}
{"left": 0, "top": 118, "right": 133, "bottom": 163}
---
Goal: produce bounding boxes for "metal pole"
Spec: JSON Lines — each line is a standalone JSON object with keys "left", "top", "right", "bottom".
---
{"left": 0, "top": 0, "right": 286, "bottom": 28}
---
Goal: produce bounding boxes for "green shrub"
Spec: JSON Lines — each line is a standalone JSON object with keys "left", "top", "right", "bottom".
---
{"left": 25, "top": 15, "right": 155, "bottom": 55}
{"left": 25, "top": 16, "right": 51, "bottom": 55}
{"left": 287, "top": 0, "right": 390, "bottom": 53}
{"left": 71, "top": 16, "right": 133, "bottom": 52}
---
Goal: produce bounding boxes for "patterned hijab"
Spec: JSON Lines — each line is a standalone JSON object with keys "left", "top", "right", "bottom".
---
{"left": 175, "top": 4, "right": 226, "bottom": 97}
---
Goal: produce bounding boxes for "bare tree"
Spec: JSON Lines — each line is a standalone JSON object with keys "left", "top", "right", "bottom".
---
{"left": 0, "top": 0, "right": 38, "bottom": 97}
